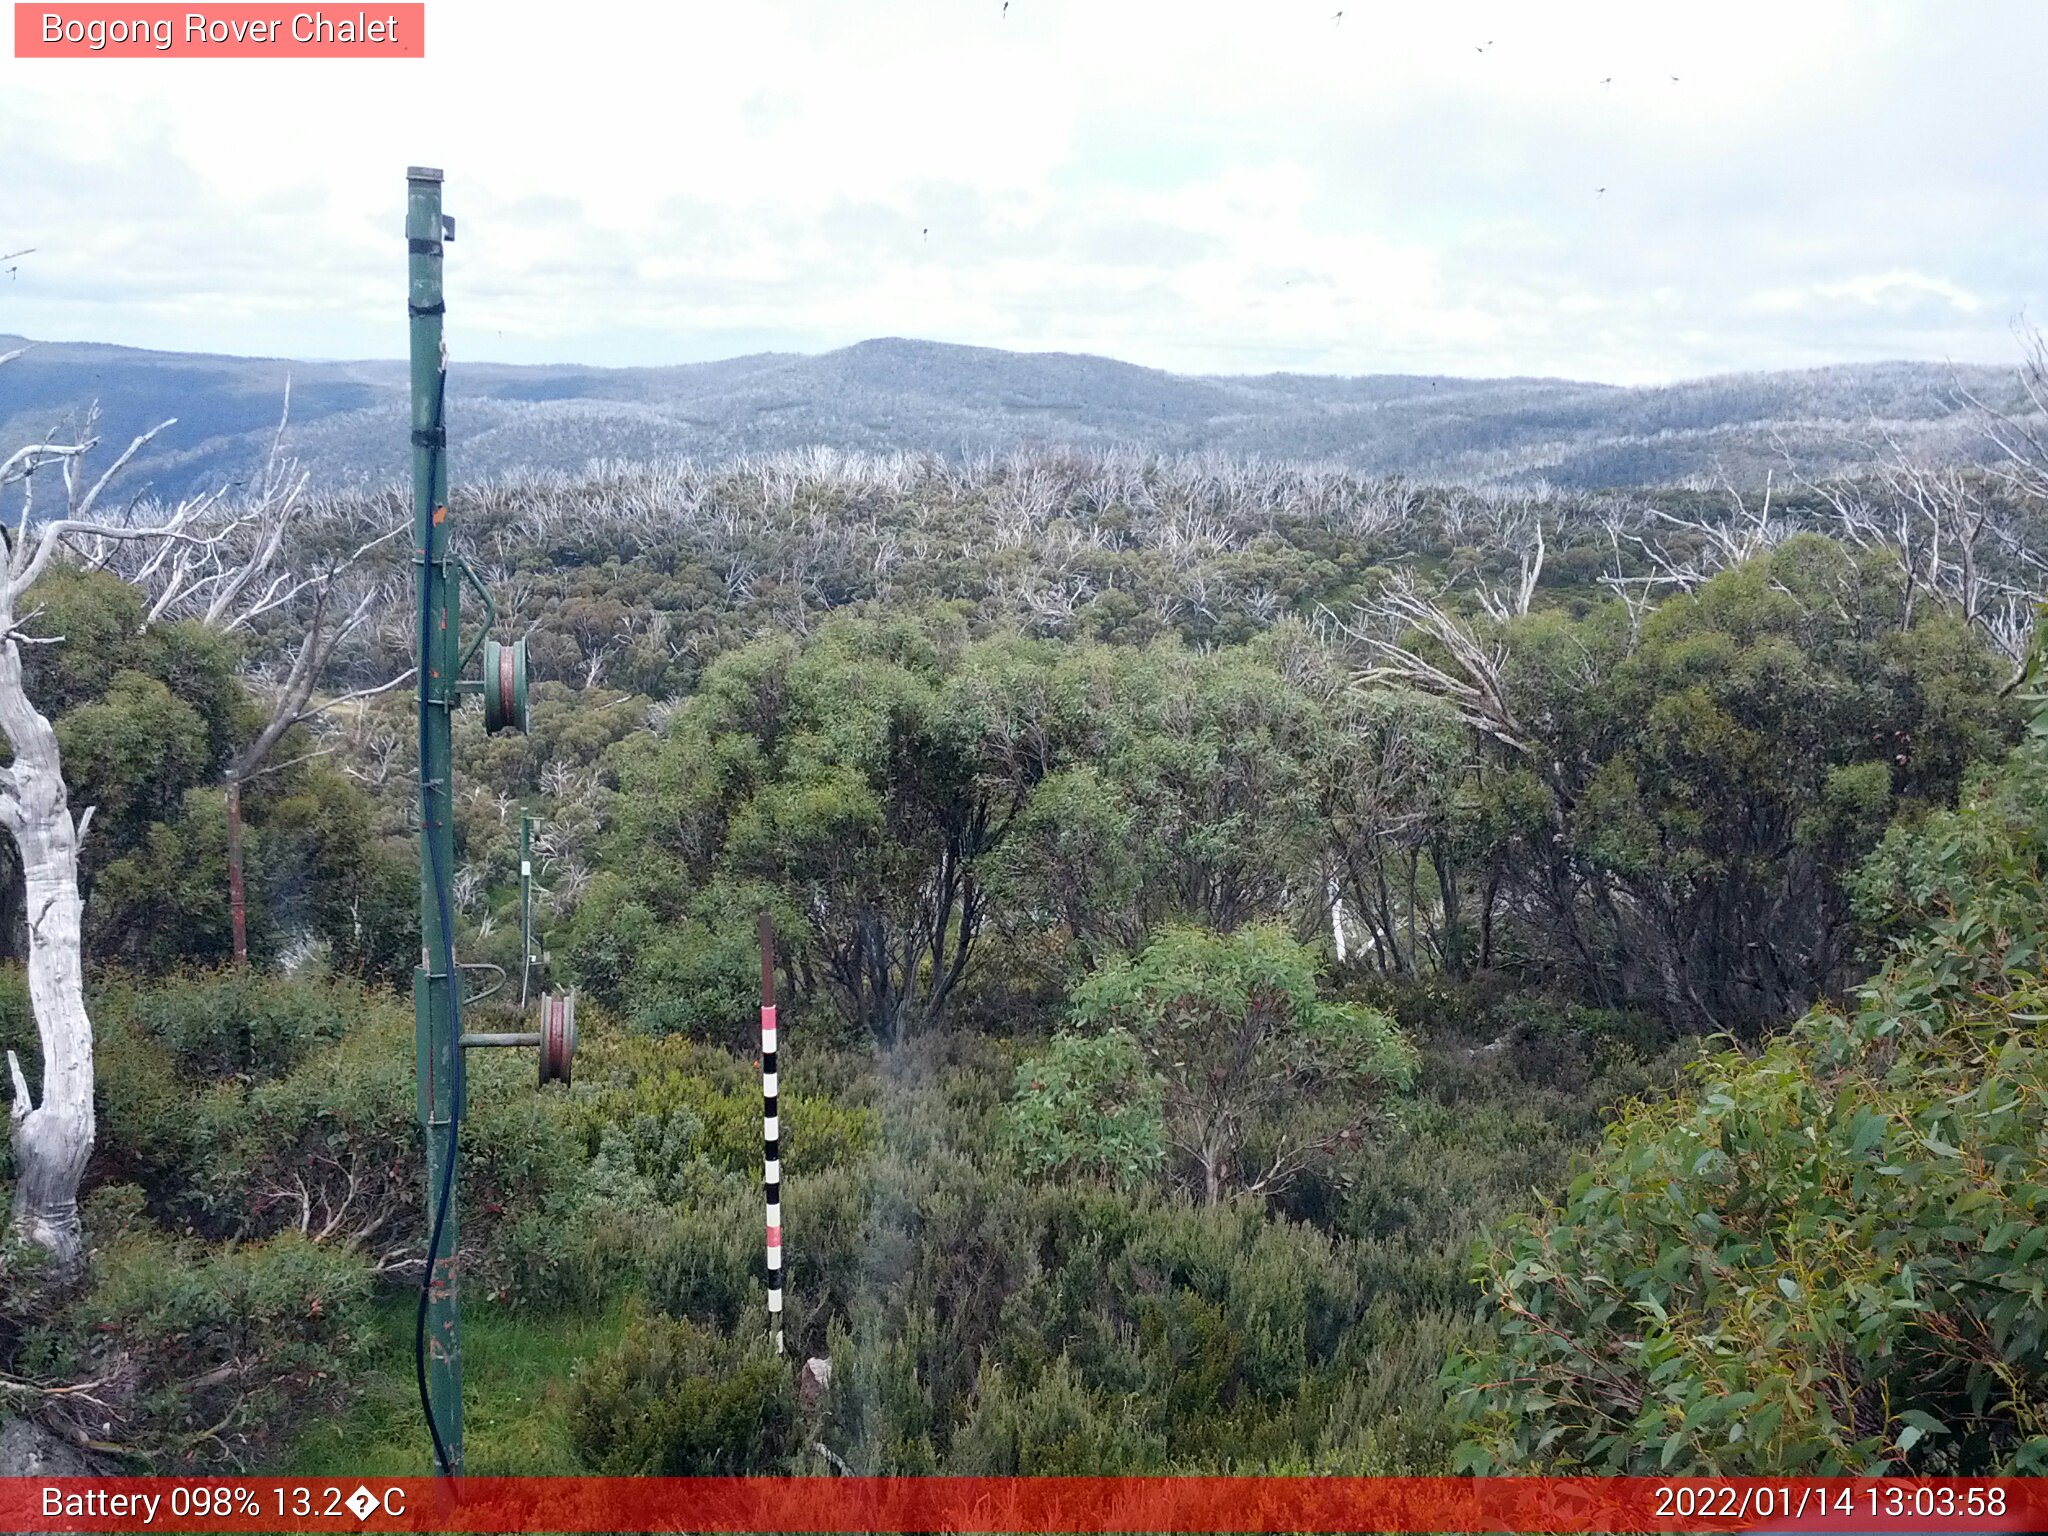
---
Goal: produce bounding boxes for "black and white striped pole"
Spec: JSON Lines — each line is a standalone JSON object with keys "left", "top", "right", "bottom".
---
{"left": 761, "top": 912, "right": 783, "bottom": 1356}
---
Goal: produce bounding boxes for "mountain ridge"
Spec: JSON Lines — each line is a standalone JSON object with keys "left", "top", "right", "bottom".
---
{"left": 0, "top": 332, "right": 2019, "bottom": 498}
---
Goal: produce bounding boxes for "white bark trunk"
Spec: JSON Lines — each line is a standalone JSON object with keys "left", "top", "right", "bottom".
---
{"left": 0, "top": 639, "right": 94, "bottom": 1271}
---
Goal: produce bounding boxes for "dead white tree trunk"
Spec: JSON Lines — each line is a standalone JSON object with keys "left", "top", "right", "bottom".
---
{"left": 0, "top": 637, "right": 93, "bottom": 1268}
{"left": 0, "top": 367, "right": 188, "bottom": 1266}
{"left": 1336, "top": 573, "right": 1534, "bottom": 755}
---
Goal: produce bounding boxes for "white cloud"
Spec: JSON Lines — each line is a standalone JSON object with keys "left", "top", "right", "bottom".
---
{"left": 1, "top": 0, "right": 2042, "bottom": 382}
{"left": 1815, "top": 272, "right": 1984, "bottom": 314}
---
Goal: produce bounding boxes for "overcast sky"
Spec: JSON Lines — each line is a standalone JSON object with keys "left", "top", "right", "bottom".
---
{"left": 2, "top": 0, "right": 2043, "bottom": 383}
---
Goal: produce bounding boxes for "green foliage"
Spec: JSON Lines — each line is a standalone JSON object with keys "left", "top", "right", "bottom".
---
{"left": 480, "top": 1028, "right": 881, "bottom": 1321}
{"left": 594, "top": 613, "right": 1075, "bottom": 1043}
{"left": 59, "top": 671, "right": 213, "bottom": 834}
{"left": 644, "top": 1185, "right": 771, "bottom": 1333}
{"left": 982, "top": 764, "right": 1140, "bottom": 957}
{"left": 569, "top": 875, "right": 800, "bottom": 1050}
{"left": 56, "top": 940, "right": 1676, "bottom": 1478}
{"left": 569, "top": 537, "right": 2015, "bottom": 1056}
{"left": 245, "top": 763, "right": 418, "bottom": 983}
{"left": 820, "top": 1156, "right": 1388, "bottom": 1472}
{"left": 556, "top": 872, "right": 661, "bottom": 1015}
{"left": 85, "top": 764, "right": 413, "bottom": 976}
{"left": 952, "top": 1355, "right": 1165, "bottom": 1472}
{"left": 20, "top": 566, "right": 246, "bottom": 740}
{"left": 1071, "top": 924, "right": 1415, "bottom": 1202}
{"left": 1489, "top": 539, "right": 2016, "bottom": 1030}
{"left": 54, "top": 1224, "right": 373, "bottom": 1467}
{"left": 569, "top": 1031, "right": 875, "bottom": 1186}
{"left": 85, "top": 978, "right": 584, "bottom": 1295}
{"left": 1848, "top": 674, "right": 2048, "bottom": 1007}
{"left": 3, "top": 460, "right": 2030, "bottom": 1482}
{"left": 492, "top": 1193, "right": 674, "bottom": 1316}
{"left": 0, "top": 569, "right": 250, "bottom": 966}
{"left": 1318, "top": 682, "right": 1477, "bottom": 977}
{"left": 86, "top": 787, "right": 238, "bottom": 968}
{"left": 1004, "top": 1029, "right": 1164, "bottom": 1186}
{"left": 0, "top": 963, "right": 35, "bottom": 1175}
{"left": 1448, "top": 651, "right": 2048, "bottom": 1473}
{"left": 567, "top": 1308, "right": 797, "bottom": 1474}
{"left": 0, "top": 561, "right": 409, "bottom": 975}
{"left": 588, "top": 616, "right": 1450, "bottom": 1043}
{"left": 1088, "top": 642, "right": 1331, "bottom": 935}
{"left": 100, "top": 969, "right": 352, "bottom": 1082}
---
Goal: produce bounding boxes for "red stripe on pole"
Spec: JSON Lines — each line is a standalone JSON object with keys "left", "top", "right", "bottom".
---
{"left": 1, "top": 1477, "right": 2038, "bottom": 1532}
{"left": 761, "top": 911, "right": 782, "bottom": 1355}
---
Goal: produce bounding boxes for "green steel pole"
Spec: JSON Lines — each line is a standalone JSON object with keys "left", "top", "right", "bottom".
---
{"left": 407, "top": 164, "right": 463, "bottom": 1476}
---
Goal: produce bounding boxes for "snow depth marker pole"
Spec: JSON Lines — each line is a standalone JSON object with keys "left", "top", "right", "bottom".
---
{"left": 519, "top": 812, "right": 535, "bottom": 1006}
{"left": 762, "top": 912, "right": 784, "bottom": 1355}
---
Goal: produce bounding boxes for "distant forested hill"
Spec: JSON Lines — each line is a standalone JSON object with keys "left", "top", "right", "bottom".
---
{"left": 0, "top": 332, "right": 2021, "bottom": 498}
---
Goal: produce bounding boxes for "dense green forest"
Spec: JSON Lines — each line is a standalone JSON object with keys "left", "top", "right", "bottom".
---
{"left": 0, "top": 441, "right": 2044, "bottom": 1475}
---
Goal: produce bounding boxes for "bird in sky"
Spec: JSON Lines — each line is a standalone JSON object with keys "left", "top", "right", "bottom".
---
{"left": 1332, "top": 10, "right": 1342, "bottom": 22}
{"left": 922, "top": 228, "right": 929, "bottom": 241}
{"left": 1600, "top": 76, "right": 1613, "bottom": 85}
{"left": 1595, "top": 187, "right": 1607, "bottom": 196}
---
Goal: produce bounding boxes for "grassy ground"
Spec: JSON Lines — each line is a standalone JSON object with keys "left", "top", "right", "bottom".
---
{"left": 285, "top": 1295, "right": 627, "bottom": 1475}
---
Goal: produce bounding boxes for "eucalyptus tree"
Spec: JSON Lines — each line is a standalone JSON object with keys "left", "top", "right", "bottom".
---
{"left": 1066, "top": 924, "right": 1415, "bottom": 1205}
{"left": 592, "top": 611, "right": 1099, "bottom": 1045}
{"left": 1449, "top": 638, "right": 2048, "bottom": 1474}
{"left": 1346, "top": 534, "right": 2016, "bottom": 1031}
{"left": 90, "top": 407, "right": 411, "bottom": 965}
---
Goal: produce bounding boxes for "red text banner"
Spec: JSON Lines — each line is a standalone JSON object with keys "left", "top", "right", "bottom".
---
{"left": 0, "top": 1477, "right": 2042, "bottom": 1533}
{"left": 14, "top": 4, "right": 424, "bottom": 57}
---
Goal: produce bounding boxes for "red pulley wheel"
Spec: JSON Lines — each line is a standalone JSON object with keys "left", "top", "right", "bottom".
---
{"left": 496, "top": 642, "right": 515, "bottom": 724}
{"left": 481, "top": 637, "right": 529, "bottom": 735}
{"left": 539, "top": 989, "right": 576, "bottom": 1085}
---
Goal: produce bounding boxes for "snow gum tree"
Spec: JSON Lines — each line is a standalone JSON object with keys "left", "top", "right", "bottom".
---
{"left": 0, "top": 352, "right": 190, "bottom": 1266}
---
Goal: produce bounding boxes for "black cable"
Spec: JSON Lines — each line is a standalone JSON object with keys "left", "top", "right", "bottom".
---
{"left": 414, "top": 362, "right": 464, "bottom": 1479}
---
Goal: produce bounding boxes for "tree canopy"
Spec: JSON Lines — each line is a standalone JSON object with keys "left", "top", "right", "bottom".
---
{"left": 1447, "top": 640, "right": 2048, "bottom": 1474}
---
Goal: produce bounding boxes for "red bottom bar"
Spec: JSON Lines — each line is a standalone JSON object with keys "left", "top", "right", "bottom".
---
{"left": 3, "top": 1476, "right": 2042, "bottom": 1533}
